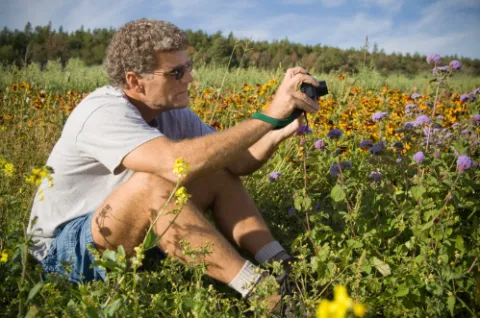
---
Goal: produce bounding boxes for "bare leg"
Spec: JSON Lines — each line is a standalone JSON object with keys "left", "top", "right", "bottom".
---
{"left": 91, "top": 172, "right": 245, "bottom": 284}
{"left": 186, "top": 169, "right": 275, "bottom": 257}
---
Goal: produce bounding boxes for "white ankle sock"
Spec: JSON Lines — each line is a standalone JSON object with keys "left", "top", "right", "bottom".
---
{"left": 254, "top": 240, "right": 288, "bottom": 264}
{"left": 228, "top": 260, "right": 262, "bottom": 298}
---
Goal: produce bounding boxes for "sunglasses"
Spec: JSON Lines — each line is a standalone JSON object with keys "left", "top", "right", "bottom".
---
{"left": 150, "top": 60, "right": 193, "bottom": 80}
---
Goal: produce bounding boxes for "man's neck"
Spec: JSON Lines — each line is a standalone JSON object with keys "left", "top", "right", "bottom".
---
{"left": 121, "top": 89, "right": 159, "bottom": 124}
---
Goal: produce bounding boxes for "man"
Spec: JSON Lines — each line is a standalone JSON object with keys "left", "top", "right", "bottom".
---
{"left": 27, "top": 19, "right": 319, "bottom": 310}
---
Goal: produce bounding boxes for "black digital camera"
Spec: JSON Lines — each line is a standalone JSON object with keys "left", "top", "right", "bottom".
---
{"left": 300, "top": 80, "right": 328, "bottom": 101}
{"left": 288, "top": 78, "right": 328, "bottom": 120}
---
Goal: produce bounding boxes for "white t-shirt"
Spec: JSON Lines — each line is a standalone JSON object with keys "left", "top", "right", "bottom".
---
{"left": 27, "top": 86, "right": 215, "bottom": 261}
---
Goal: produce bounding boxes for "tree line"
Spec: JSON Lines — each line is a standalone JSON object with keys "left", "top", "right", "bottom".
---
{"left": 1, "top": 22, "right": 480, "bottom": 76}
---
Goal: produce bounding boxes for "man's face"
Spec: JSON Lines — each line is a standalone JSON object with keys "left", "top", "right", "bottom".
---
{"left": 141, "top": 50, "right": 194, "bottom": 110}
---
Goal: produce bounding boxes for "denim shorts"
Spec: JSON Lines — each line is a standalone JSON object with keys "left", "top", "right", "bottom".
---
{"left": 40, "top": 212, "right": 106, "bottom": 284}
{"left": 40, "top": 212, "right": 166, "bottom": 284}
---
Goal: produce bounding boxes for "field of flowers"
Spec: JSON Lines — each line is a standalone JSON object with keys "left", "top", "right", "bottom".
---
{"left": 0, "top": 55, "right": 479, "bottom": 317}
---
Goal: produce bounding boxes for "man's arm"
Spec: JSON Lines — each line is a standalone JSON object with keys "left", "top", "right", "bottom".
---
{"left": 121, "top": 118, "right": 273, "bottom": 184}
{"left": 226, "top": 117, "right": 303, "bottom": 176}
{"left": 121, "top": 67, "right": 319, "bottom": 184}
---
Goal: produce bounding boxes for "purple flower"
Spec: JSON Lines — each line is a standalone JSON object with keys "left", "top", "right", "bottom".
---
{"left": 413, "top": 151, "right": 425, "bottom": 163}
{"left": 423, "top": 126, "right": 440, "bottom": 137}
{"left": 472, "top": 114, "right": 480, "bottom": 124}
{"left": 269, "top": 171, "right": 281, "bottom": 182}
{"left": 434, "top": 151, "right": 441, "bottom": 159}
{"left": 461, "top": 129, "right": 470, "bottom": 135}
{"left": 405, "top": 104, "right": 417, "bottom": 115}
{"left": 372, "top": 111, "right": 388, "bottom": 122}
{"left": 369, "top": 141, "right": 385, "bottom": 155}
{"left": 359, "top": 139, "right": 373, "bottom": 149}
{"left": 426, "top": 53, "right": 441, "bottom": 65}
{"left": 368, "top": 171, "right": 382, "bottom": 182}
{"left": 329, "top": 161, "right": 352, "bottom": 177}
{"left": 327, "top": 128, "right": 343, "bottom": 139}
{"left": 410, "top": 94, "right": 422, "bottom": 100}
{"left": 457, "top": 155, "right": 472, "bottom": 172}
{"left": 473, "top": 88, "right": 480, "bottom": 95}
{"left": 296, "top": 125, "right": 312, "bottom": 135}
{"left": 314, "top": 139, "right": 326, "bottom": 150}
{"left": 396, "top": 158, "right": 402, "bottom": 163}
{"left": 460, "top": 93, "right": 476, "bottom": 103}
{"left": 449, "top": 60, "right": 462, "bottom": 71}
{"left": 433, "top": 66, "right": 449, "bottom": 74}
{"left": 452, "top": 123, "right": 461, "bottom": 129}
{"left": 415, "top": 115, "right": 431, "bottom": 125}
{"left": 288, "top": 207, "right": 296, "bottom": 215}
{"left": 404, "top": 122, "right": 417, "bottom": 129}
{"left": 436, "top": 115, "right": 444, "bottom": 120}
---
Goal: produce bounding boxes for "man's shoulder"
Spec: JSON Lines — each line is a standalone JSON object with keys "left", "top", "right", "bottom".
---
{"left": 82, "top": 85, "right": 125, "bottom": 104}
{"left": 70, "top": 86, "right": 132, "bottom": 118}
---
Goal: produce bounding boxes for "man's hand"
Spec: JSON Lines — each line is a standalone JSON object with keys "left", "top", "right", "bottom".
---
{"left": 263, "top": 67, "right": 319, "bottom": 120}
{"left": 268, "top": 115, "right": 304, "bottom": 145}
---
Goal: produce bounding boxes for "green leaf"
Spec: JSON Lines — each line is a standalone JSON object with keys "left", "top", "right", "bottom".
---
{"left": 144, "top": 231, "right": 158, "bottom": 250}
{"left": 447, "top": 296, "right": 455, "bottom": 316}
{"left": 395, "top": 283, "right": 409, "bottom": 297}
{"left": 294, "top": 196, "right": 303, "bottom": 211}
{"left": 102, "top": 250, "right": 117, "bottom": 262}
{"left": 410, "top": 186, "right": 426, "bottom": 201}
{"left": 455, "top": 236, "right": 464, "bottom": 252}
{"left": 27, "top": 281, "right": 44, "bottom": 303}
{"left": 330, "top": 185, "right": 345, "bottom": 202}
{"left": 303, "top": 197, "right": 312, "bottom": 211}
{"left": 105, "top": 299, "right": 123, "bottom": 317}
{"left": 422, "top": 220, "right": 434, "bottom": 231}
{"left": 25, "top": 306, "right": 39, "bottom": 318}
{"left": 453, "top": 140, "right": 468, "bottom": 155}
{"left": 347, "top": 239, "right": 363, "bottom": 249}
{"left": 372, "top": 257, "right": 391, "bottom": 277}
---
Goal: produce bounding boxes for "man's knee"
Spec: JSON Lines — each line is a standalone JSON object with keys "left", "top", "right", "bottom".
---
{"left": 186, "top": 169, "right": 244, "bottom": 210}
{"left": 127, "top": 172, "right": 176, "bottom": 197}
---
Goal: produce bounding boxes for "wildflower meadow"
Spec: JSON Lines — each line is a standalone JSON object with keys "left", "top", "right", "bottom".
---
{"left": 0, "top": 54, "right": 479, "bottom": 317}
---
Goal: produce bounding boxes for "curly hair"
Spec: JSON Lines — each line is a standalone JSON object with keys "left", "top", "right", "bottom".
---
{"left": 105, "top": 19, "right": 189, "bottom": 88}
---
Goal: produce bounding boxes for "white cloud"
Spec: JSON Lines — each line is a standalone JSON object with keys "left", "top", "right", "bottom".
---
{"left": 61, "top": 0, "right": 140, "bottom": 31}
{"left": 280, "top": 0, "right": 345, "bottom": 6}
{"left": 359, "top": 0, "right": 403, "bottom": 13}
{"left": 321, "top": 0, "right": 345, "bottom": 7}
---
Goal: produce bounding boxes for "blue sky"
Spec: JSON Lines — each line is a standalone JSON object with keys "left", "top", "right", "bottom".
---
{"left": 2, "top": 0, "right": 480, "bottom": 59}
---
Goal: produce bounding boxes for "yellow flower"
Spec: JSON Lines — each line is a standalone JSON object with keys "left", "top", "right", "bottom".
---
{"left": 316, "top": 285, "right": 365, "bottom": 318}
{"left": 334, "top": 285, "right": 353, "bottom": 310}
{"left": 0, "top": 250, "right": 9, "bottom": 263}
{"left": 353, "top": 303, "right": 366, "bottom": 317}
{"left": 3, "top": 163, "right": 14, "bottom": 177}
{"left": 25, "top": 166, "right": 53, "bottom": 186}
{"left": 317, "top": 300, "right": 331, "bottom": 318}
{"left": 175, "top": 186, "right": 191, "bottom": 206}
{"left": 173, "top": 158, "right": 190, "bottom": 179}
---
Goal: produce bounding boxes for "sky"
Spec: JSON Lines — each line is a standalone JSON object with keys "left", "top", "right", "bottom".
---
{"left": 1, "top": 0, "right": 480, "bottom": 59}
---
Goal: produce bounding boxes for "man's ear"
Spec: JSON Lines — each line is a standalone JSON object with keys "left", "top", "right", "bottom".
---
{"left": 125, "top": 71, "right": 144, "bottom": 93}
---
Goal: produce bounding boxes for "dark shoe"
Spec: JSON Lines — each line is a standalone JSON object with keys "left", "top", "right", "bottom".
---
{"left": 246, "top": 271, "right": 297, "bottom": 317}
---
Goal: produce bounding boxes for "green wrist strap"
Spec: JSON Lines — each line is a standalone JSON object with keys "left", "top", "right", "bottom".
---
{"left": 252, "top": 112, "right": 297, "bottom": 129}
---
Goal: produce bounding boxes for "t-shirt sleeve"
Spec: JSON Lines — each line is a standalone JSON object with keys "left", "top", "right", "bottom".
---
{"left": 75, "top": 103, "right": 163, "bottom": 174}
{"left": 180, "top": 108, "right": 217, "bottom": 138}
